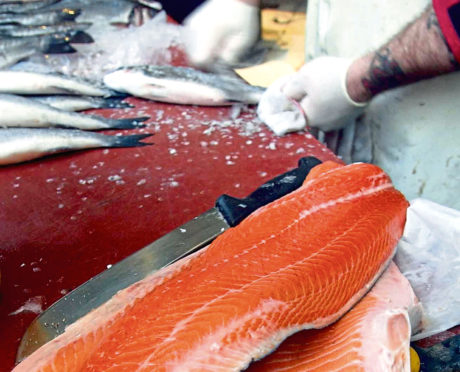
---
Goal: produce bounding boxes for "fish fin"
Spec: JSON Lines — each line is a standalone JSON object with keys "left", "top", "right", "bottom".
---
{"left": 106, "top": 91, "right": 130, "bottom": 98}
{"left": 111, "top": 133, "right": 154, "bottom": 147}
{"left": 62, "top": 9, "right": 82, "bottom": 22}
{"left": 47, "top": 86, "right": 84, "bottom": 95}
{"left": 100, "top": 97, "right": 134, "bottom": 109}
{"left": 45, "top": 41, "right": 76, "bottom": 54}
{"left": 110, "top": 116, "right": 150, "bottom": 129}
{"left": 69, "top": 31, "right": 94, "bottom": 44}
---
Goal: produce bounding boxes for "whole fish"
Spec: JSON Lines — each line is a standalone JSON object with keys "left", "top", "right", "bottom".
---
{"left": 46, "top": 0, "right": 153, "bottom": 27}
{"left": 0, "top": 70, "right": 116, "bottom": 96}
{"left": 0, "top": 128, "right": 152, "bottom": 165}
{"left": 31, "top": 95, "right": 133, "bottom": 111}
{"left": 0, "top": 8, "right": 81, "bottom": 26}
{"left": 0, "top": 94, "right": 148, "bottom": 130}
{"left": 0, "top": 0, "right": 60, "bottom": 14}
{"left": 0, "top": 34, "right": 76, "bottom": 69}
{"left": 0, "top": 21, "right": 92, "bottom": 38}
{"left": 0, "top": 29, "right": 92, "bottom": 45}
{"left": 103, "top": 65, "right": 265, "bottom": 106}
{"left": 0, "top": 34, "right": 75, "bottom": 54}
{"left": 0, "top": 38, "right": 74, "bottom": 68}
{"left": 0, "top": 44, "right": 40, "bottom": 68}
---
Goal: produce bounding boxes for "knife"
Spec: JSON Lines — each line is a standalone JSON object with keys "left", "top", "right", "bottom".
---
{"left": 16, "top": 156, "right": 322, "bottom": 363}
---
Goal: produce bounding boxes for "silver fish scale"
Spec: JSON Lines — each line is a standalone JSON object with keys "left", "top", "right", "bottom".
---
{"left": 137, "top": 65, "right": 241, "bottom": 84}
{"left": 0, "top": 70, "right": 115, "bottom": 96}
{"left": 0, "top": 127, "right": 111, "bottom": 143}
{"left": 127, "top": 65, "right": 264, "bottom": 96}
{"left": 0, "top": 9, "right": 80, "bottom": 27}
{"left": 0, "top": 128, "right": 152, "bottom": 165}
{"left": 0, "top": 22, "right": 92, "bottom": 38}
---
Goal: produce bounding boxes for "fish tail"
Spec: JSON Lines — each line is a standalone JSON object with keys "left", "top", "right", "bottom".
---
{"left": 62, "top": 9, "right": 82, "bottom": 21}
{"left": 101, "top": 97, "right": 134, "bottom": 109}
{"left": 68, "top": 31, "right": 94, "bottom": 44}
{"left": 111, "top": 133, "right": 154, "bottom": 147}
{"left": 45, "top": 40, "right": 76, "bottom": 54}
{"left": 106, "top": 91, "right": 130, "bottom": 98}
{"left": 110, "top": 116, "right": 149, "bottom": 129}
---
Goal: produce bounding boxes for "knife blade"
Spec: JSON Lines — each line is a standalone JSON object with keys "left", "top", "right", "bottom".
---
{"left": 16, "top": 156, "right": 322, "bottom": 363}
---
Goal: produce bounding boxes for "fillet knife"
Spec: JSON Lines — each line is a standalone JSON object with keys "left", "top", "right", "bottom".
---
{"left": 17, "top": 156, "right": 322, "bottom": 363}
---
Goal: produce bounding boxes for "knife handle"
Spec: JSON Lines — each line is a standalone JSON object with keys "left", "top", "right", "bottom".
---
{"left": 216, "top": 156, "right": 322, "bottom": 227}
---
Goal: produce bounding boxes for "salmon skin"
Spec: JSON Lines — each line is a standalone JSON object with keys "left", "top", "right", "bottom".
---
{"left": 248, "top": 262, "right": 423, "bottom": 372}
{"left": 14, "top": 162, "right": 409, "bottom": 371}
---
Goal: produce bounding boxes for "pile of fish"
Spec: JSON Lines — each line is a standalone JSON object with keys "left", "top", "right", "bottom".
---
{"left": 44, "top": 0, "right": 162, "bottom": 29}
{"left": 0, "top": 69, "right": 152, "bottom": 166}
{"left": 13, "top": 161, "right": 416, "bottom": 371}
{"left": 0, "top": 0, "right": 163, "bottom": 69}
{"left": 0, "top": 0, "right": 95, "bottom": 69}
{"left": 0, "top": 63, "right": 267, "bottom": 165}
{"left": 0, "top": 0, "right": 265, "bottom": 166}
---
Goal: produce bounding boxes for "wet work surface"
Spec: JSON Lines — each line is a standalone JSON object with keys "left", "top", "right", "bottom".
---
{"left": 0, "top": 98, "right": 340, "bottom": 371}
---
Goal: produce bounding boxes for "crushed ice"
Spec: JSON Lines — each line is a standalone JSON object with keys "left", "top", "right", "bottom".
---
{"left": 9, "top": 296, "right": 44, "bottom": 316}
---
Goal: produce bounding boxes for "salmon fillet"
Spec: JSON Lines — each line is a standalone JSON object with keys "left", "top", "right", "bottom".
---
{"left": 14, "top": 162, "right": 408, "bottom": 372}
{"left": 247, "top": 262, "right": 423, "bottom": 372}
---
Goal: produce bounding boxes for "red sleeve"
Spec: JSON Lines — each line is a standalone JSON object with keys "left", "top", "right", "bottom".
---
{"left": 433, "top": 0, "right": 460, "bottom": 63}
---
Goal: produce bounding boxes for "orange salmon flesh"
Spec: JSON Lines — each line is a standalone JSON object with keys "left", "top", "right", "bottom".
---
{"left": 14, "top": 161, "right": 409, "bottom": 371}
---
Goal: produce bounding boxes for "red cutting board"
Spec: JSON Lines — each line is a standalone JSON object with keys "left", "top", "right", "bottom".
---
{"left": 0, "top": 97, "right": 339, "bottom": 371}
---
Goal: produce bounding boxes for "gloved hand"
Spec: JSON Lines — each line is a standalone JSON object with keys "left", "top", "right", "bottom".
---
{"left": 257, "top": 75, "right": 307, "bottom": 136}
{"left": 259, "top": 57, "right": 368, "bottom": 134}
{"left": 183, "top": 0, "right": 260, "bottom": 69}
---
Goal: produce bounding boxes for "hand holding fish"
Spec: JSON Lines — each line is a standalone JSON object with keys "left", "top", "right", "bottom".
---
{"left": 183, "top": 0, "right": 260, "bottom": 68}
{"left": 258, "top": 57, "right": 368, "bottom": 134}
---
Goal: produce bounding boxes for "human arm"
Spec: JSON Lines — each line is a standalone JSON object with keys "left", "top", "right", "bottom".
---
{"left": 259, "top": 2, "right": 460, "bottom": 134}
{"left": 347, "top": 4, "right": 460, "bottom": 103}
{"left": 182, "top": 0, "right": 261, "bottom": 69}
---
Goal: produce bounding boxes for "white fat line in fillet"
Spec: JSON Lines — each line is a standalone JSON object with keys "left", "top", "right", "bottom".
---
{"left": 169, "top": 300, "right": 290, "bottom": 371}
{"left": 269, "top": 328, "right": 362, "bottom": 367}
{"left": 274, "top": 357, "right": 363, "bottom": 372}
{"left": 296, "top": 341, "right": 363, "bottom": 368}
{"left": 135, "top": 299, "right": 289, "bottom": 372}
{"left": 157, "top": 182, "right": 394, "bottom": 348}
{"left": 20, "top": 251, "right": 209, "bottom": 371}
{"left": 298, "top": 166, "right": 388, "bottom": 192}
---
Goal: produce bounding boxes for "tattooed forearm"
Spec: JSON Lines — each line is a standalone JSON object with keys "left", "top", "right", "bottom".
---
{"left": 361, "top": 48, "right": 407, "bottom": 97}
{"left": 346, "top": 5, "right": 459, "bottom": 103}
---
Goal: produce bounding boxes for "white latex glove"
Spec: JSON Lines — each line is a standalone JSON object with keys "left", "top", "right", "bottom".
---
{"left": 257, "top": 75, "right": 307, "bottom": 136}
{"left": 183, "top": 0, "right": 259, "bottom": 68}
{"left": 279, "top": 57, "right": 368, "bottom": 132}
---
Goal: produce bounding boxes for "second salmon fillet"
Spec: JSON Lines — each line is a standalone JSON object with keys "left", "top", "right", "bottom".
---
{"left": 247, "top": 262, "right": 423, "bottom": 371}
{"left": 14, "top": 162, "right": 409, "bottom": 371}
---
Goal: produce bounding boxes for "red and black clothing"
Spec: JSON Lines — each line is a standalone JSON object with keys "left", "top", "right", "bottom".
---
{"left": 433, "top": 0, "right": 460, "bottom": 62}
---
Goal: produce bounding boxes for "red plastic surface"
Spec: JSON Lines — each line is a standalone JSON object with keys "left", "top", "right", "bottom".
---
{"left": 0, "top": 98, "right": 339, "bottom": 371}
